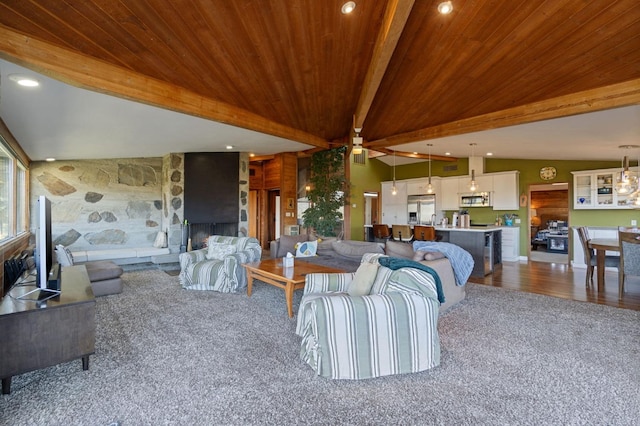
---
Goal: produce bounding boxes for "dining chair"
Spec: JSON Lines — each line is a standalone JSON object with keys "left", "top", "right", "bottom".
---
{"left": 576, "top": 226, "right": 619, "bottom": 288}
{"left": 413, "top": 225, "right": 436, "bottom": 241}
{"left": 391, "top": 224, "right": 413, "bottom": 242}
{"left": 372, "top": 224, "right": 391, "bottom": 243}
{"left": 618, "top": 226, "right": 640, "bottom": 299}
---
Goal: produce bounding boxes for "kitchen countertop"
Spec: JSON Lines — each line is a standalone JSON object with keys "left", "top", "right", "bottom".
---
{"left": 434, "top": 225, "right": 507, "bottom": 232}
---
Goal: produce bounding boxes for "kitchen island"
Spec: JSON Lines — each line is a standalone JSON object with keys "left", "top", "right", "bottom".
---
{"left": 434, "top": 226, "right": 503, "bottom": 277}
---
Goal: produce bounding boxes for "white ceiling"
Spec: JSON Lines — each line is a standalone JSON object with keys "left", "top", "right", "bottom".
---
{"left": 1, "top": 58, "right": 639, "bottom": 164}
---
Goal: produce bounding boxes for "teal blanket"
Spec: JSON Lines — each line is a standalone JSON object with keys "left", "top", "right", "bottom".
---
{"left": 378, "top": 257, "right": 445, "bottom": 304}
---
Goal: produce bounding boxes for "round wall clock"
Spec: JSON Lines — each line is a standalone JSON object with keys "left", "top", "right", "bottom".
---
{"left": 540, "top": 166, "right": 557, "bottom": 180}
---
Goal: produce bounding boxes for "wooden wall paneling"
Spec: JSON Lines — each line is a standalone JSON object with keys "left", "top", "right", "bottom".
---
{"left": 263, "top": 156, "right": 281, "bottom": 190}
{"left": 280, "top": 152, "right": 298, "bottom": 235}
{"left": 249, "top": 163, "right": 264, "bottom": 189}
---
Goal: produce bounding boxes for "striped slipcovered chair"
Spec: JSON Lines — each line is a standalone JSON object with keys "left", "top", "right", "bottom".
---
{"left": 295, "top": 253, "right": 441, "bottom": 379}
{"left": 179, "top": 235, "right": 262, "bottom": 293}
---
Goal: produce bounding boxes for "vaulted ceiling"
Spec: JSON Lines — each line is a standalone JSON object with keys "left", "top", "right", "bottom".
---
{"left": 0, "top": 0, "right": 639, "bottom": 162}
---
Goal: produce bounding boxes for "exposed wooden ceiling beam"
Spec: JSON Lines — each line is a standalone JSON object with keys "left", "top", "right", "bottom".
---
{"left": 367, "top": 79, "right": 640, "bottom": 149}
{"left": 353, "top": 0, "right": 415, "bottom": 130}
{"left": 374, "top": 146, "right": 458, "bottom": 162}
{"left": 0, "top": 25, "right": 330, "bottom": 150}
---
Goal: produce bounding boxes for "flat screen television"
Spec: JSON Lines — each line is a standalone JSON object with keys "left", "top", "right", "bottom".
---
{"left": 17, "top": 195, "right": 60, "bottom": 301}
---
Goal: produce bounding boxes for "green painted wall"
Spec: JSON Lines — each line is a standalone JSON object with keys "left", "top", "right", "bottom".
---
{"left": 349, "top": 154, "right": 388, "bottom": 240}
{"left": 347, "top": 154, "right": 640, "bottom": 255}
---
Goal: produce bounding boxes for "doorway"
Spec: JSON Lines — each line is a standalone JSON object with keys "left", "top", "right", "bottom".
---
{"left": 364, "top": 192, "right": 379, "bottom": 225}
{"left": 529, "top": 183, "right": 569, "bottom": 264}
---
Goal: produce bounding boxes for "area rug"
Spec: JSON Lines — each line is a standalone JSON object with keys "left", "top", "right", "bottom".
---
{"left": 1, "top": 270, "right": 638, "bottom": 425}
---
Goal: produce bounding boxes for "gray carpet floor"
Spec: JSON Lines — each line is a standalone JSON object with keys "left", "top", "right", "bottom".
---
{"left": 1, "top": 269, "right": 639, "bottom": 425}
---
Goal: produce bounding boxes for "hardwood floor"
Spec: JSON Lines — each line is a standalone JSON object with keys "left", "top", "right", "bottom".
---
{"left": 469, "top": 260, "right": 640, "bottom": 311}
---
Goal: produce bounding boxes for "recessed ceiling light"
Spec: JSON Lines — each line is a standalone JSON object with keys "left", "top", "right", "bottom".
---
{"left": 445, "top": 152, "right": 451, "bottom": 156}
{"left": 486, "top": 152, "right": 493, "bottom": 156}
{"left": 45, "top": 157, "right": 56, "bottom": 162}
{"left": 9, "top": 74, "right": 40, "bottom": 87}
{"left": 226, "top": 145, "right": 233, "bottom": 150}
{"left": 341, "top": 1, "right": 356, "bottom": 14}
{"left": 437, "top": 1, "right": 453, "bottom": 14}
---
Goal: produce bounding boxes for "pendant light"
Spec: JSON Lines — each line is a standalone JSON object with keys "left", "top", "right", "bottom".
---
{"left": 624, "top": 150, "right": 640, "bottom": 207}
{"left": 391, "top": 150, "right": 397, "bottom": 195}
{"left": 615, "top": 149, "right": 639, "bottom": 195}
{"left": 426, "top": 144, "right": 434, "bottom": 194}
{"left": 468, "top": 143, "right": 478, "bottom": 192}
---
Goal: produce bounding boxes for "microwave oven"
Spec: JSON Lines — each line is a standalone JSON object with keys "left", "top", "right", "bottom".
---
{"left": 460, "top": 192, "right": 491, "bottom": 207}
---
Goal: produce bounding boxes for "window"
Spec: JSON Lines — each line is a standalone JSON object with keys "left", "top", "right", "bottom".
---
{"left": 0, "top": 137, "right": 28, "bottom": 242}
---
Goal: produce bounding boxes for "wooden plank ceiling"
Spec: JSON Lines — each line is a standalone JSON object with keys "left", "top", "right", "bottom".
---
{"left": 0, "top": 0, "right": 638, "bottom": 156}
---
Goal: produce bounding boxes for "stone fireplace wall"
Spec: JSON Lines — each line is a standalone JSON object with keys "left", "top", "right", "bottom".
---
{"left": 239, "top": 152, "right": 249, "bottom": 237}
{"left": 162, "top": 153, "right": 185, "bottom": 252}
{"left": 30, "top": 158, "right": 164, "bottom": 251}
{"left": 30, "top": 153, "right": 249, "bottom": 253}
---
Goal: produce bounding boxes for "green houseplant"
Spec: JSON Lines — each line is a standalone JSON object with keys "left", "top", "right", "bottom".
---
{"left": 302, "top": 146, "right": 349, "bottom": 237}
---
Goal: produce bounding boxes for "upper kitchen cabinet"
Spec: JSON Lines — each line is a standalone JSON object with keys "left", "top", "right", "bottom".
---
{"left": 440, "top": 177, "right": 460, "bottom": 211}
{"left": 406, "top": 177, "right": 440, "bottom": 196}
{"left": 381, "top": 181, "right": 408, "bottom": 224}
{"left": 492, "top": 171, "right": 520, "bottom": 211}
{"left": 458, "top": 174, "right": 493, "bottom": 195}
{"left": 571, "top": 168, "right": 634, "bottom": 209}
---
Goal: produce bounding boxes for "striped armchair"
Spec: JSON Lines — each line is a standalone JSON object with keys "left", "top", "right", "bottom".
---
{"left": 295, "top": 253, "right": 440, "bottom": 379}
{"left": 179, "top": 235, "right": 262, "bottom": 293}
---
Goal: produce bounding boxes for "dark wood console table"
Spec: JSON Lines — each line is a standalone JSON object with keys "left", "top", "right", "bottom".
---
{"left": 0, "top": 265, "right": 95, "bottom": 394}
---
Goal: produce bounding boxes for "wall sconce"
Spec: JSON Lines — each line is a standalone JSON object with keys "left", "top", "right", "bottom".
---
{"left": 353, "top": 127, "right": 363, "bottom": 155}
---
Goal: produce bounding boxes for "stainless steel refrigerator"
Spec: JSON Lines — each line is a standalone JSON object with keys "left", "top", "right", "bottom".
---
{"left": 407, "top": 194, "right": 436, "bottom": 225}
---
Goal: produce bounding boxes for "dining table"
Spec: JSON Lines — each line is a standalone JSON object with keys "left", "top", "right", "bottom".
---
{"left": 588, "top": 238, "right": 619, "bottom": 292}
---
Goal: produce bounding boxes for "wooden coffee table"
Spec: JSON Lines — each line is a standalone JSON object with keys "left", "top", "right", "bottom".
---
{"left": 244, "top": 258, "right": 344, "bottom": 317}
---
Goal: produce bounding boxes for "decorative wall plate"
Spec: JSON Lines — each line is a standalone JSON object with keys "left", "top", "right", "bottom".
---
{"left": 540, "top": 166, "right": 557, "bottom": 180}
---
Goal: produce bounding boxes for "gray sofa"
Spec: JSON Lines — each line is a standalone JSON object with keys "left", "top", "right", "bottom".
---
{"left": 270, "top": 236, "right": 466, "bottom": 313}
{"left": 383, "top": 240, "right": 466, "bottom": 313}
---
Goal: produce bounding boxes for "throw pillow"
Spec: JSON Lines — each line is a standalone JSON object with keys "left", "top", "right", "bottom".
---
{"left": 385, "top": 240, "right": 414, "bottom": 259}
{"left": 412, "top": 250, "right": 427, "bottom": 262}
{"left": 295, "top": 240, "right": 318, "bottom": 257}
{"left": 423, "top": 251, "right": 446, "bottom": 261}
{"left": 278, "top": 234, "right": 310, "bottom": 257}
{"left": 206, "top": 243, "right": 237, "bottom": 260}
{"left": 55, "top": 244, "right": 74, "bottom": 266}
{"left": 153, "top": 231, "right": 167, "bottom": 248}
{"left": 348, "top": 262, "right": 379, "bottom": 296}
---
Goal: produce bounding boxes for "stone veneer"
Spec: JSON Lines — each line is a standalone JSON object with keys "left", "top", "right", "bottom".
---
{"left": 162, "top": 153, "right": 185, "bottom": 251}
{"left": 238, "top": 152, "right": 249, "bottom": 237}
{"left": 30, "top": 154, "right": 250, "bottom": 254}
{"left": 30, "top": 158, "right": 164, "bottom": 251}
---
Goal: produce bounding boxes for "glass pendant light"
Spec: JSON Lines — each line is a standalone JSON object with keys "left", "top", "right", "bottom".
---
{"left": 391, "top": 150, "right": 397, "bottom": 195}
{"left": 468, "top": 143, "right": 478, "bottom": 192}
{"left": 615, "top": 155, "right": 638, "bottom": 195}
{"left": 426, "top": 144, "right": 434, "bottom": 194}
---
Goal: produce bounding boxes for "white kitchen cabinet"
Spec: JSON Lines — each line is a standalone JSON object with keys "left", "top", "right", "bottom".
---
{"left": 571, "top": 168, "right": 633, "bottom": 209}
{"left": 492, "top": 171, "right": 520, "bottom": 211}
{"left": 406, "top": 178, "right": 428, "bottom": 195}
{"left": 381, "top": 181, "right": 408, "bottom": 224}
{"left": 458, "top": 174, "right": 493, "bottom": 195}
{"left": 440, "top": 177, "right": 459, "bottom": 211}
{"left": 501, "top": 226, "right": 520, "bottom": 261}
